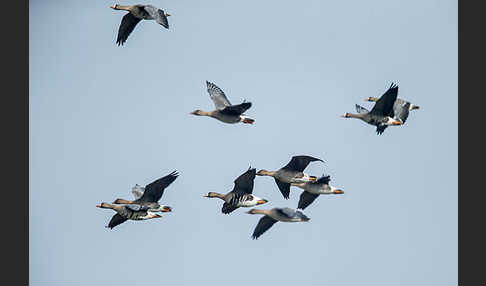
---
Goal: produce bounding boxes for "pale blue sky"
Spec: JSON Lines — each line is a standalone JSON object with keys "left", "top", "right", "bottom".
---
{"left": 30, "top": 0, "right": 457, "bottom": 285}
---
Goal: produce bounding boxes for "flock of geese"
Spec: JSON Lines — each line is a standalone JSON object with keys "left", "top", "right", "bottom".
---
{"left": 96, "top": 4, "right": 420, "bottom": 239}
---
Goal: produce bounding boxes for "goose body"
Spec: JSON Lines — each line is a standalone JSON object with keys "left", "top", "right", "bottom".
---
{"left": 257, "top": 155, "right": 323, "bottom": 199}
{"left": 292, "top": 175, "right": 344, "bottom": 210}
{"left": 204, "top": 167, "right": 268, "bottom": 214}
{"left": 246, "top": 208, "right": 310, "bottom": 239}
{"left": 342, "top": 83, "right": 403, "bottom": 135}
{"left": 191, "top": 81, "right": 255, "bottom": 125}
{"left": 110, "top": 4, "right": 171, "bottom": 46}
{"left": 96, "top": 202, "right": 168, "bottom": 229}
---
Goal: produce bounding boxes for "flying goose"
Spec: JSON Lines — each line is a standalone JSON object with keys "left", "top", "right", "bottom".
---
{"left": 110, "top": 4, "right": 171, "bottom": 46}
{"left": 256, "top": 155, "right": 323, "bottom": 199}
{"left": 204, "top": 167, "right": 268, "bottom": 214}
{"left": 190, "top": 81, "right": 255, "bottom": 124}
{"left": 292, "top": 175, "right": 344, "bottom": 210}
{"left": 365, "top": 96, "right": 420, "bottom": 125}
{"left": 341, "top": 83, "right": 403, "bottom": 135}
{"left": 96, "top": 202, "right": 171, "bottom": 229}
{"left": 246, "top": 208, "right": 310, "bottom": 239}
{"left": 112, "top": 170, "right": 178, "bottom": 212}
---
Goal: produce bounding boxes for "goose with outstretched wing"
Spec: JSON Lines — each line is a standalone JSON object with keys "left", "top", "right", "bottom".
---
{"left": 256, "top": 155, "right": 323, "bottom": 199}
{"left": 110, "top": 4, "right": 171, "bottom": 46}
{"left": 204, "top": 167, "right": 268, "bottom": 214}
{"left": 246, "top": 208, "right": 310, "bottom": 239}
{"left": 190, "top": 81, "right": 255, "bottom": 124}
{"left": 341, "top": 83, "right": 403, "bottom": 135}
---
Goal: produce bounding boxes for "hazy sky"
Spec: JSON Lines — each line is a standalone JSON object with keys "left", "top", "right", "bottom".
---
{"left": 30, "top": 0, "right": 457, "bottom": 285}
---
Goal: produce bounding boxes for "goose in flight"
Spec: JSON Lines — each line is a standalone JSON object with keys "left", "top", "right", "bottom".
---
{"left": 364, "top": 96, "right": 420, "bottom": 125}
{"left": 292, "top": 175, "right": 344, "bottom": 210}
{"left": 96, "top": 202, "right": 170, "bottom": 229}
{"left": 204, "top": 167, "right": 268, "bottom": 214}
{"left": 190, "top": 81, "right": 255, "bottom": 124}
{"left": 110, "top": 4, "right": 171, "bottom": 46}
{"left": 246, "top": 208, "right": 310, "bottom": 239}
{"left": 112, "top": 170, "right": 178, "bottom": 212}
{"left": 256, "top": 155, "right": 323, "bottom": 199}
{"left": 341, "top": 83, "right": 403, "bottom": 135}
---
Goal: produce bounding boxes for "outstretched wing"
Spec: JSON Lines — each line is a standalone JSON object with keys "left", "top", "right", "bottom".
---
{"left": 394, "top": 101, "right": 411, "bottom": 124}
{"left": 206, "top": 81, "right": 232, "bottom": 109}
{"left": 274, "top": 179, "right": 291, "bottom": 199}
{"left": 376, "top": 125, "right": 388, "bottom": 135}
{"left": 370, "top": 83, "right": 398, "bottom": 117}
{"left": 221, "top": 203, "right": 239, "bottom": 214}
{"left": 131, "top": 185, "right": 145, "bottom": 199}
{"left": 220, "top": 102, "right": 252, "bottom": 116}
{"left": 143, "top": 5, "right": 169, "bottom": 28}
{"left": 116, "top": 13, "right": 142, "bottom": 46}
{"left": 139, "top": 171, "right": 179, "bottom": 203}
{"left": 355, "top": 104, "right": 369, "bottom": 114}
{"left": 107, "top": 214, "right": 128, "bottom": 229}
{"left": 251, "top": 216, "right": 278, "bottom": 239}
{"left": 314, "top": 175, "right": 331, "bottom": 185}
{"left": 297, "top": 191, "right": 320, "bottom": 210}
{"left": 281, "top": 155, "right": 323, "bottom": 172}
{"left": 232, "top": 167, "right": 256, "bottom": 195}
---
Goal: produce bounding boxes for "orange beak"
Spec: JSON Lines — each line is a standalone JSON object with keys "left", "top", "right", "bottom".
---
{"left": 309, "top": 176, "right": 318, "bottom": 182}
{"left": 392, "top": 121, "right": 403, "bottom": 126}
{"left": 162, "top": 207, "right": 172, "bottom": 212}
{"left": 242, "top": 118, "right": 254, "bottom": 124}
{"left": 257, "top": 199, "right": 268, "bottom": 205}
{"left": 333, "top": 189, "right": 344, "bottom": 194}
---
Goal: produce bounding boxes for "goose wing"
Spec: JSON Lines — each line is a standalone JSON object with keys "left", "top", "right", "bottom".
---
{"left": 274, "top": 179, "right": 291, "bottom": 199}
{"left": 314, "top": 175, "right": 331, "bottom": 185}
{"left": 131, "top": 185, "right": 145, "bottom": 199}
{"left": 107, "top": 214, "right": 128, "bottom": 229}
{"left": 355, "top": 104, "right": 369, "bottom": 114}
{"left": 394, "top": 101, "right": 411, "bottom": 123}
{"left": 138, "top": 171, "right": 179, "bottom": 203}
{"left": 281, "top": 155, "right": 323, "bottom": 172}
{"left": 222, "top": 203, "right": 239, "bottom": 214}
{"left": 376, "top": 125, "right": 388, "bottom": 135}
{"left": 251, "top": 216, "right": 278, "bottom": 239}
{"left": 370, "top": 83, "right": 398, "bottom": 117}
{"left": 116, "top": 13, "right": 142, "bottom": 46}
{"left": 143, "top": 5, "right": 169, "bottom": 28}
{"left": 206, "top": 81, "right": 232, "bottom": 110}
{"left": 232, "top": 167, "right": 256, "bottom": 195}
{"left": 297, "top": 191, "right": 320, "bottom": 210}
{"left": 219, "top": 102, "right": 252, "bottom": 116}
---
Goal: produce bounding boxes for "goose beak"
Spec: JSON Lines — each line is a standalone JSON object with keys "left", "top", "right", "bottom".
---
{"left": 257, "top": 199, "right": 268, "bottom": 205}
{"left": 333, "top": 189, "right": 344, "bottom": 194}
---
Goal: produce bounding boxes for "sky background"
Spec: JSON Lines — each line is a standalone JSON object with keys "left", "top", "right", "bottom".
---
{"left": 29, "top": 0, "right": 457, "bottom": 285}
